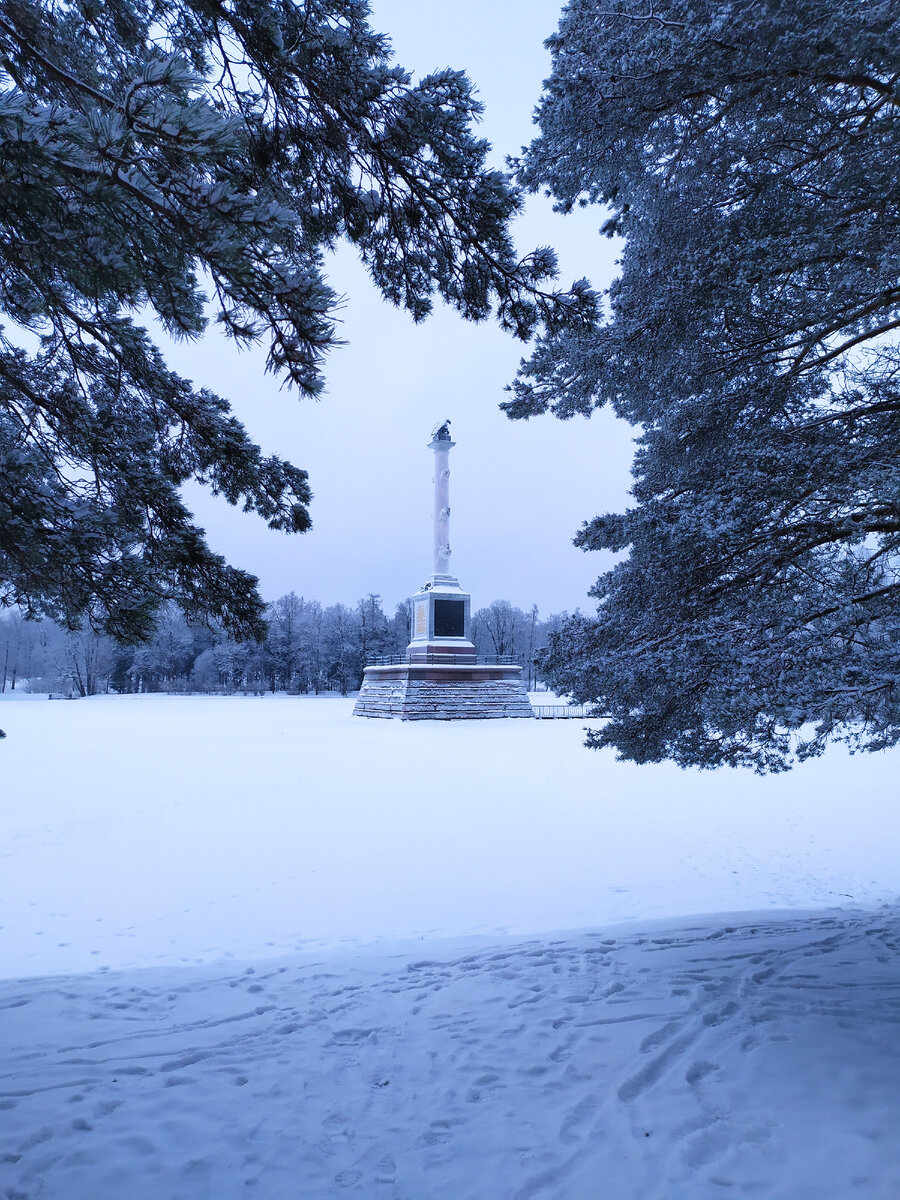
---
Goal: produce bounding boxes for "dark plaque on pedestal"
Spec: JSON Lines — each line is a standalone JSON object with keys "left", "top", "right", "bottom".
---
{"left": 433, "top": 598, "right": 465, "bottom": 638}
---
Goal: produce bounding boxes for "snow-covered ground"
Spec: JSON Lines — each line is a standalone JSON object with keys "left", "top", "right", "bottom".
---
{"left": 1, "top": 695, "right": 899, "bottom": 1198}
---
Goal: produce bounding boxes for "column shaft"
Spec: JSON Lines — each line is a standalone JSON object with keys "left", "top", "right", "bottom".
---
{"left": 432, "top": 443, "right": 451, "bottom": 576}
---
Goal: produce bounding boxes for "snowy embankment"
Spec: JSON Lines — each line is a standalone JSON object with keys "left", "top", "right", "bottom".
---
{"left": 1, "top": 695, "right": 899, "bottom": 1198}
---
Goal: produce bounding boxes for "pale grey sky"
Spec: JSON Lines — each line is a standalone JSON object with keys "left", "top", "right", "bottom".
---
{"left": 170, "top": 0, "right": 633, "bottom": 617}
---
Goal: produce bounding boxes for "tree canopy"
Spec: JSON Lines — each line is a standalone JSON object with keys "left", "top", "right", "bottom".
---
{"left": 0, "top": 0, "right": 592, "bottom": 643}
{"left": 510, "top": 0, "right": 900, "bottom": 770}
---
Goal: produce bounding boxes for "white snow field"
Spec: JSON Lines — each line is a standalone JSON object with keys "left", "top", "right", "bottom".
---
{"left": 1, "top": 694, "right": 899, "bottom": 1198}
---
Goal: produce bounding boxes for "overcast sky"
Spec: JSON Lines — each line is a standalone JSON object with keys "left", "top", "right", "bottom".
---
{"left": 168, "top": 0, "right": 633, "bottom": 617}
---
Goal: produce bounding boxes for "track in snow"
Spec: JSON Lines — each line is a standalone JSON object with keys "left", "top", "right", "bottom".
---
{"left": 2, "top": 909, "right": 899, "bottom": 1200}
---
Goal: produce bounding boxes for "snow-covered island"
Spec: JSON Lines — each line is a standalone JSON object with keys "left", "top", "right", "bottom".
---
{"left": 1, "top": 694, "right": 898, "bottom": 1198}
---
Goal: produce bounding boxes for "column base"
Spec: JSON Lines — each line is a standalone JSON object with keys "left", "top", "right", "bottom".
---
{"left": 353, "top": 662, "right": 534, "bottom": 720}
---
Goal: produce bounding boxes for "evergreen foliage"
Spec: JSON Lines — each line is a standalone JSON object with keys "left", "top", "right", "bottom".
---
{"left": 511, "top": 0, "right": 900, "bottom": 770}
{"left": 0, "top": 0, "right": 593, "bottom": 643}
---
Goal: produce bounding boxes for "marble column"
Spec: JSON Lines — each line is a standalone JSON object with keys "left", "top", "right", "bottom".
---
{"left": 428, "top": 425, "right": 455, "bottom": 580}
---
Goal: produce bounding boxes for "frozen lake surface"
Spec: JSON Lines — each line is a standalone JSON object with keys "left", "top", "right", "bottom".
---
{"left": 1, "top": 694, "right": 898, "bottom": 1197}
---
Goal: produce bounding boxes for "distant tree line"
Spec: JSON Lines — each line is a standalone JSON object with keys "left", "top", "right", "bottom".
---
{"left": 0, "top": 597, "right": 573, "bottom": 698}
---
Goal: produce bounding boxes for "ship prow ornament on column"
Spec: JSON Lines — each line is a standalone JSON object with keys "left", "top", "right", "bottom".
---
{"left": 353, "top": 421, "right": 534, "bottom": 720}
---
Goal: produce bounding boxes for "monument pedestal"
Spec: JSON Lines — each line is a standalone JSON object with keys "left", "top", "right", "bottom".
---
{"left": 354, "top": 657, "right": 534, "bottom": 721}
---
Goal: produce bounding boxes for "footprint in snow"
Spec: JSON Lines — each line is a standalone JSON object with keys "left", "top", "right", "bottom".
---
{"left": 685, "top": 1060, "right": 720, "bottom": 1085}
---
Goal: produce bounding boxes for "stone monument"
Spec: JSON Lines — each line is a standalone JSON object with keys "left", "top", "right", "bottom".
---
{"left": 353, "top": 422, "right": 534, "bottom": 720}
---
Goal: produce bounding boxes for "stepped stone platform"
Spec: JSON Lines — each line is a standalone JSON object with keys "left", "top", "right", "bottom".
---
{"left": 354, "top": 658, "right": 534, "bottom": 720}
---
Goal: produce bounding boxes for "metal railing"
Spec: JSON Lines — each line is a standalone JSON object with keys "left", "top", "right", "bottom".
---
{"left": 365, "top": 653, "right": 522, "bottom": 667}
{"left": 531, "top": 704, "right": 593, "bottom": 719}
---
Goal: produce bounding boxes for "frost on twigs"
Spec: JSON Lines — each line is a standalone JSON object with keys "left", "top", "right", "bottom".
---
{"left": 516, "top": 0, "right": 900, "bottom": 770}
{"left": 0, "top": 0, "right": 593, "bottom": 642}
